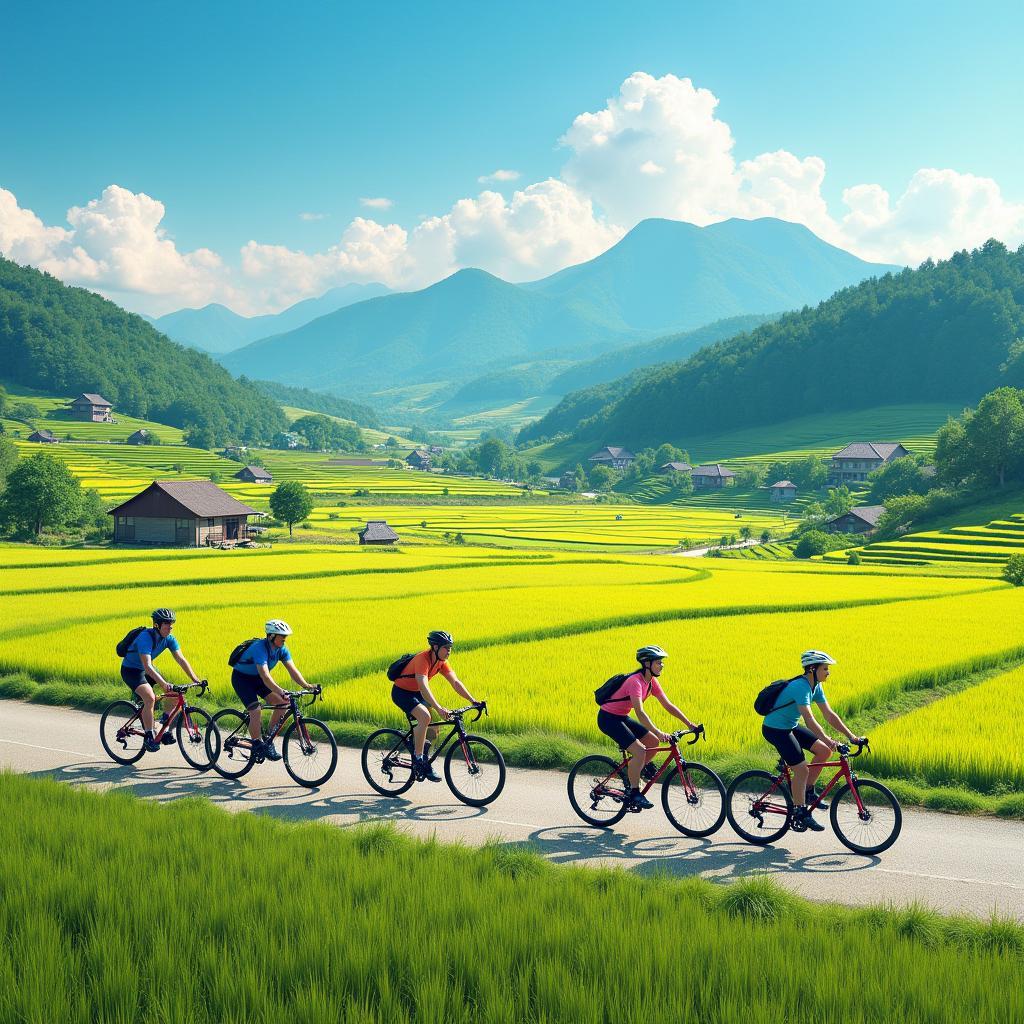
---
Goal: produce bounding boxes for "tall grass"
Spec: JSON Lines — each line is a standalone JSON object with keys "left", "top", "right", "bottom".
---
{"left": 0, "top": 774, "right": 1020, "bottom": 1024}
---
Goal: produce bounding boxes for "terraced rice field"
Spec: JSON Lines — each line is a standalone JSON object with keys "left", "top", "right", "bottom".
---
{"left": 824, "top": 513, "right": 1024, "bottom": 567}
{"left": 0, "top": 543, "right": 1016, "bottom": 795}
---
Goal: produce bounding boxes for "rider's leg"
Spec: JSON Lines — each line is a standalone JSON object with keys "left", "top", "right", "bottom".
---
{"left": 790, "top": 759, "right": 809, "bottom": 808}
{"left": 136, "top": 683, "right": 157, "bottom": 733}
{"left": 626, "top": 739, "right": 647, "bottom": 789}
{"left": 805, "top": 739, "right": 832, "bottom": 791}
{"left": 246, "top": 702, "right": 263, "bottom": 741}
{"left": 266, "top": 694, "right": 289, "bottom": 737}
{"left": 640, "top": 731, "right": 660, "bottom": 768}
{"left": 411, "top": 703, "right": 432, "bottom": 756}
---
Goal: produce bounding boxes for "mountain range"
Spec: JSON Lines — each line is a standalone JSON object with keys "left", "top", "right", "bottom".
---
{"left": 219, "top": 218, "right": 900, "bottom": 403}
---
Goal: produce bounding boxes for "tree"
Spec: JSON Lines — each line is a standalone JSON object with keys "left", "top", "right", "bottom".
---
{"left": 270, "top": 481, "right": 314, "bottom": 537}
{"left": 0, "top": 383, "right": 7, "bottom": 418}
{"left": 760, "top": 529, "right": 772, "bottom": 544}
{"left": 0, "top": 453, "right": 82, "bottom": 536}
{"left": 963, "top": 387, "right": 1024, "bottom": 488}
{"left": 875, "top": 494, "right": 927, "bottom": 538}
{"left": 868, "top": 456, "right": 930, "bottom": 503}
{"left": 476, "top": 438, "right": 509, "bottom": 477}
{"left": 572, "top": 464, "right": 587, "bottom": 491}
{"left": 0, "top": 436, "right": 16, "bottom": 485}
{"left": 823, "top": 486, "right": 854, "bottom": 517}
{"left": 736, "top": 465, "right": 767, "bottom": 490}
{"left": 9, "top": 401, "right": 40, "bottom": 424}
{"left": 588, "top": 464, "right": 617, "bottom": 491}
{"left": 1003, "top": 554, "right": 1024, "bottom": 587}
{"left": 793, "top": 530, "right": 833, "bottom": 559}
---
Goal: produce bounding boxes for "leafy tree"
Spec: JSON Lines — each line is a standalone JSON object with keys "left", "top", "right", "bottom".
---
{"left": 823, "top": 486, "right": 854, "bottom": 517}
{"left": 292, "top": 413, "right": 361, "bottom": 451}
{"left": 847, "top": 550, "right": 862, "bottom": 566}
{"left": 572, "top": 464, "right": 588, "bottom": 491}
{"left": 736, "top": 465, "right": 767, "bottom": 489}
{"left": 9, "top": 401, "right": 40, "bottom": 424}
{"left": 0, "top": 453, "right": 82, "bottom": 536}
{"left": 270, "top": 481, "right": 314, "bottom": 537}
{"left": 588, "top": 464, "right": 617, "bottom": 491}
{"left": 739, "top": 526, "right": 752, "bottom": 541}
{"left": 476, "top": 438, "right": 510, "bottom": 477}
{"left": 934, "top": 416, "right": 971, "bottom": 486}
{"left": 793, "top": 530, "right": 833, "bottom": 559}
{"left": 0, "top": 436, "right": 16, "bottom": 485}
{"left": 0, "top": 383, "right": 7, "bottom": 418}
{"left": 875, "top": 494, "right": 927, "bottom": 539}
{"left": 963, "top": 387, "right": 1024, "bottom": 487}
{"left": 868, "top": 456, "right": 930, "bottom": 502}
{"left": 760, "top": 529, "right": 772, "bottom": 544}
{"left": 1003, "top": 554, "right": 1024, "bottom": 587}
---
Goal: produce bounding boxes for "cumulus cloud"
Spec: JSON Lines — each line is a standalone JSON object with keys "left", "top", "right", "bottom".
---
{"left": 359, "top": 197, "right": 394, "bottom": 210}
{"left": 478, "top": 169, "right": 521, "bottom": 184}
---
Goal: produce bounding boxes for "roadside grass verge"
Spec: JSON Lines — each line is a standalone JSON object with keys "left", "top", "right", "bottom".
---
{"left": 0, "top": 773, "right": 1020, "bottom": 1024}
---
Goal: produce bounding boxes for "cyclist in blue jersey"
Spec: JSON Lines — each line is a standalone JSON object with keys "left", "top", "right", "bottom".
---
{"left": 120, "top": 608, "right": 205, "bottom": 752}
{"left": 231, "top": 619, "right": 318, "bottom": 761}
{"left": 762, "top": 650, "right": 866, "bottom": 832}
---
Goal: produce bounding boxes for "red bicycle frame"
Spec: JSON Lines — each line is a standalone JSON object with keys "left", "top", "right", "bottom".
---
{"left": 755, "top": 746, "right": 868, "bottom": 820}
{"left": 604, "top": 727, "right": 704, "bottom": 799}
{"left": 119, "top": 683, "right": 206, "bottom": 745}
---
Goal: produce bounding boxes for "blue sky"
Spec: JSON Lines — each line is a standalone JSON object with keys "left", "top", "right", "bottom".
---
{"left": 2, "top": 1, "right": 1023, "bottom": 314}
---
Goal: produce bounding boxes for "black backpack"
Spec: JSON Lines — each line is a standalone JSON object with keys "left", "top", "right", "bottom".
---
{"left": 386, "top": 653, "right": 416, "bottom": 682}
{"left": 116, "top": 626, "right": 155, "bottom": 658}
{"left": 754, "top": 677, "right": 800, "bottom": 716}
{"left": 228, "top": 638, "right": 264, "bottom": 668}
{"left": 594, "top": 671, "right": 649, "bottom": 706}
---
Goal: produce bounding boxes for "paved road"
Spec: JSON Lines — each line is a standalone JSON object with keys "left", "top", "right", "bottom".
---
{"left": 2, "top": 700, "right": 1022, "bottom": 919}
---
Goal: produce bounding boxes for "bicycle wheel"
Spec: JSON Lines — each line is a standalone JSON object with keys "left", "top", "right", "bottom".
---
{"left": 567, "top": 754, "right": 630, "bottom": 828}
{"left": 444, "top": 735, "right": 506, "bottom": 807}
{"left": 208, "top": 709, "right": 256, "bottom": 780}
{"left": 361, "top": 728, "right": 416, "bottom": 796}
{"left": 726, "top": 769, "right": 793, "bottom": 845}
{"left": 177, "top": 706, "right": 218, "bottom": 771}
{"left": 282, "top": 717, "right": 338, "bottom": 788}
{"left": 661, "top": 762, "right": 727, "bottom": 838}
{"left": 99, "top": 700, "right": 147, "bottom": 765}
{"left": 830, "top": 778, "right": 902, "bottom": 855}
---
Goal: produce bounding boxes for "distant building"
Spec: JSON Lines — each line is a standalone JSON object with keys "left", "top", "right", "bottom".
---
{"left": 108, "top": 480, "right": 258, "bottom": 546}
{"left": 768, "top": 480, "right": 798, "bottom": 502}
{"left": 126, "top": 429, "right": 150, "bottom": 445}
{"left": 824, "top": 505, "right": 887, "bottom": 535}
{"left": 558, "top": 471, "right": 578, "bottom": 490}
{"left": 830, "top": 443, "right": 911, "bottom": 485}
{"left": 691, "top": 464, "right": 737, "bottom": 489}
{"left": 234, "top": 465, "right": 273, "bottom": 484}
{"left": 428, "top": 445, "right": 444, "bottom": 455}
{"left": 359, "top": 520, "right": 400, "bottom": 545}
{"left": 588, "top": 446, "right": 635, "bottom": 470}
{"left": 27, "top": 429, "right": 58, "bottom": 443}
{"left": 406, "top": 450, "right": 432, "bottom": 469}
{"left": 69, "top": 393, "right": 113, "bottom": 422}
{"left": 658, "top": 461, "right": 693, "bottom": 475}
{"left": 221, "top": 445, "right": 249, "bottom": 458}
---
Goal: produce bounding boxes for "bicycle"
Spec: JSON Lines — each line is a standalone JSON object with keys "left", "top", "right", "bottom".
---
{"left": 99, "top": 680, "right": 217, "bottom": 770}
{"left": 567, "top": 725, "right": 726, "bottom": 836}
{"left": 726, "top": 738, "right": 902, "bottom": 855}
{"left": 206, "top": 686, "right": 338, "bottom": 788}
{"left": 361, "top": 702, "right": 506, "bottom": 807}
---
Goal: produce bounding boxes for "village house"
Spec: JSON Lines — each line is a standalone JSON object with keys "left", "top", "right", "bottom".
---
{"left": 234, "top": 465, "right": 273, "bottom": 484}
{"left": 658, "top": 461, "right": 693, "bottom": 475}
{"left": 830, "top": 443, "right": 911, "bottom": 485}
{"left": 108, "top": 480, "right": 258, "bottom": 546}
{"left": 824, "top": 504, "right": 887, "bottom": 535}
{"left": 68, "top": 393, "right": 113, "bottom": 422}
{"left": 27, "top": 429, "right": 58, "bottom": 443}
{"left": 768, "top": 479, "right": 798, "bottom": 502}
{"left": 588, "top": 446, "right": 635, "bottom": 470}
{"left": 558, "top": 471, "right": 578, "bottom": 490}
{"left": 691, "top": 464, "right": 737, "bottom": 489}
{"left": 126, "top": 429, "right": 151, "bottom": 445}
{"left": 358, "top": 520, "right": 400, "bottom": 545}
{"left": 406, "top": 449, "right": 432, "bottom": 469}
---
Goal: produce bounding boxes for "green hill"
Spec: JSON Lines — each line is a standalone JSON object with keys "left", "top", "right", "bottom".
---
{"left": 536, "top": 240, "right": 1023, "bottom": 451}
{"left": 0, "top": 257, "right": 284, "bottom": 443}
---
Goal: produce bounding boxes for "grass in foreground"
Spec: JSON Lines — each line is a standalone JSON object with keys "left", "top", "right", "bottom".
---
{"left": 0, "top": 773, "right": 1021, "bottom": 1024}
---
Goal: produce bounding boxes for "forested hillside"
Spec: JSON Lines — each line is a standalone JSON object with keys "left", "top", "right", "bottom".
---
{"left": 0, "top": 258, "right": 285, "bottom": 444}
{"left": 245, "top": 378, "right": 382, "bottom": 427}
{"left": 533, "top": 241, "right": 1024, "bottom": 449}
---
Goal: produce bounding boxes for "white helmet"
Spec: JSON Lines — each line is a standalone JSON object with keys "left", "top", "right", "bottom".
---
{"left": 800, "top": 650, "right": 836, "bottom": 668}
{"left": 265, "top": 619, "right": 293, "bottom": 636}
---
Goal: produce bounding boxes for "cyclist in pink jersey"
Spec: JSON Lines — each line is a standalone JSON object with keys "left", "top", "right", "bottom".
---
{"left": 598, "top": 645, "right": 700, "bottom": 811}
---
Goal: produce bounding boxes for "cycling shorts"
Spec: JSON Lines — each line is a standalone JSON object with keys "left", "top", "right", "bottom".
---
{"left": 762, "top": 723, "right": 819, "bottom": 766}
{"left": 231, "top": 668, "right": 273, "bottom": 709}
{"left": 121, "top": 666, "right": 148, "bottom": 693}
{"left": 597, "top": 709, "right": 650, "bottom": 749}
{"left": 391, "top": 684, "right": 427, "bottom": 716}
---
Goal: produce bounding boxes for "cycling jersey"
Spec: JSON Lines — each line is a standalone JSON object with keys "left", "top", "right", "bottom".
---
{"left": 233, "top": 639, "right": 293, "bottom": 677}
{"left": 762, "top": 677, "right": 827, "bottom": 730}
{"left": 599, "top": 671, "right": 664, "bottom": 717}
{"left": 121, "top": 630, "right": 180, "bottom": 671}
{"left": 393, "top": 650, "right": 456, "bottom": 693}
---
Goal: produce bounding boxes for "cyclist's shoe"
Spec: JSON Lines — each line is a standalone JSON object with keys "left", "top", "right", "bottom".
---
{"left": 421, "top": 757, "right": 442, "bottom": 783}
{"left": 251, "top": 739, "right": 267, "bottom": 760}
{"left": 159, "top": 730, "right": 177, "bottom": 746}
{"left": 793, "top": 806, "right": 825, "bottom": 832}
{"left": 142, "top": 733, "right": 161, "bottom": 753}
{"left": 627, "top": 788, "right": 654, "bottom": 812}
{"left": 640, "top": 762, "right": 659, "bottom": 782}
{"left": 806, "top": 787, "right": 829, "bottom": 810}
{"left": 263, "top": 739, "right": 282, "bottom": 762}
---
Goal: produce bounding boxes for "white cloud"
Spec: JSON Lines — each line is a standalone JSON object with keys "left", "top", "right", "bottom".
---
{"left": 298, "top": 211, "right": 327, "bottom": 221}
{"left": 478, "top": 169, "right": 521, "bottom": 184}
{"left": 359, "top": 197, "right": 394, "bottom": 210}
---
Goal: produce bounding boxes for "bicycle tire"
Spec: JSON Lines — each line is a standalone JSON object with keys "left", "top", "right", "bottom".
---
{"left": 361, "top": 728, "right": 416, "bottom": 796}
{"left": 177, "top": 705, "right": 218, "bottom": 771}
{"left": 208, "top": 708, "right": 256, "bottom": 780}
{"left": 282, "top": 717, "right": 338, "bottom": 788}
{"left": 661, "top": 762, "right": 727, "bottom": 838}
{"left": 829, "top": 778, "right": 902, "bottom": 855}
{"left": 99, "top": 700, "right": 147, "bottom": 765}
{"left": 567, "top": 754, "right": 630, "bottom": 828}
{"left": 726, "top": 769, "right": 793, "bottom": 845}
{"left": 443, "top": 734, "right": 506, "bottom": 807}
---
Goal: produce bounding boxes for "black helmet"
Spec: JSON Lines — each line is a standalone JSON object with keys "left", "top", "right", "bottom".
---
{"left": 636, "top": 644, "right": 668, "bottom": 664}
{"left": 152, "top": 608, "right": 176, "bottom": 624}
{"left": 427, "top": 630, "right": 454, "bottom": 647}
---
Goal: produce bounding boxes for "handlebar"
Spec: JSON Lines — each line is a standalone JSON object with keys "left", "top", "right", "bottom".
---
{"left": 668, "top": 724, "right": 704, "bottom": 746}
{"left": 281, "top": 686, "right": 322, "bottom": 705}
{"left": 171, "top": 680, "right": 208, "bottom": 696}
{"left": 449, "top": 701, "right": 487, "bottom": 722}
{"left": 838, "top": 737, "right": 869, "bottom": 758}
